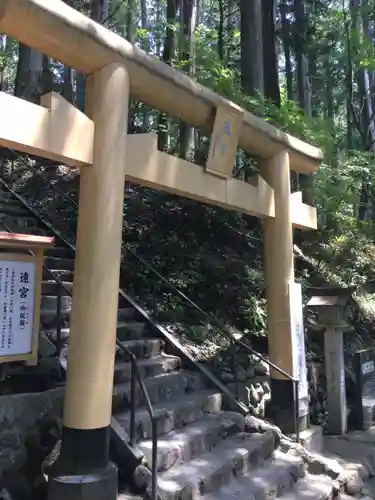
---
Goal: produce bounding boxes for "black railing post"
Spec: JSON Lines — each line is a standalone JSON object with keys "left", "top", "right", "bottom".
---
{"left": 151, "top": 417, "right": 158, "bottom": 500}
{"left": 152, "top": 280, "right": 156, "bottom": 315}
{"left": 232, "top": 343, "right": 239, "bottom": 399}
{"left": 295, "top": 380, "right": 300, "bottom": 443}
{"left": 129, "top": 359, "right": 136, "bottom": 447}
{"left": 116, "top": 340, "right": 157, "bottom": 500}
{"left": 56, "top": 285, "right": 62, "bottom": 357}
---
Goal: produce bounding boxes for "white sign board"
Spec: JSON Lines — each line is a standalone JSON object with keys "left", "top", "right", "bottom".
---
{"left": 0, "top": 260, "right": 36, "bottom": 356}
{"left": 289, "top": 281, "right": 309, "bottom": 417}
{"left": 362, "top": 361, "right": 375, "bottom": 375}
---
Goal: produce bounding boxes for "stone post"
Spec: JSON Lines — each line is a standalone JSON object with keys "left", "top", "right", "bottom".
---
{"left": 307, "top": 288, "right": 354, "bottom": 435}
{"left": 324, "top": 328, "right": 347, "bottom": 434}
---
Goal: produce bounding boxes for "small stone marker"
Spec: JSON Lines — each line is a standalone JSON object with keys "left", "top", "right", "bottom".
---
{"left": 307, "top": 287, "right": 355, "bottom": 435}
{"left": 324, "top": 328, "right": 347, "bottom": 434}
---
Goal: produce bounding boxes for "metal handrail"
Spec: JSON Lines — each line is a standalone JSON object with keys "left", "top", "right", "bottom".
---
{"left": 2, "top": 149, "right": 301, "bottom": 442}
{"left": 5, "top": 150, "right": 78, "bottom": 209}
{"left": 0, "top": 216, "right": 158, "bottom": 500}
{"left": 125, "top": 249, "right": 300, "bottom": 441}
{"left": 115, "top": 340, "right": 158, "bottom": 500}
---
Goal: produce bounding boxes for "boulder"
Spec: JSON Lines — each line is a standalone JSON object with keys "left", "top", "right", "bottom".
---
{"left": 244, "top": 414, "right": 282, "bottom": 446}
{"left": 253, "top": 360, "right": 269, "bottom": 376}
{"left": 0, "top": 388, "right": 63, "bottom": 481}
{"left": 345, "top": 462, "right": 370, "bottom": 482}
{"left": 342, "top": 469, "right": 364, "bottom": 496}
{"left": 38, "top": 334, "right": 57, "bottom": 358}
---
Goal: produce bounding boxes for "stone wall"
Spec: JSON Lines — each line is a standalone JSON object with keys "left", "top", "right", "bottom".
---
{"left": 221, "top": 355, "right": 271, "bottom": 417}
{"left": 0, "top": 388, "right": 63, "bottom": 499}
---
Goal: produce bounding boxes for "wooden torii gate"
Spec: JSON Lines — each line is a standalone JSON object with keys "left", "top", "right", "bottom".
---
{"left": 0, "top": 1, "right": 322, "bottom": 499}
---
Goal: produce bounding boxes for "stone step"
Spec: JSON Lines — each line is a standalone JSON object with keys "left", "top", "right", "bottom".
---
{"left": 2, "top": 194, "right": 27, "bottom": 204}
{"left": 113, "top": 370, "right": 203, "bottom": 412}
{"left": 45, "top": 247, "right": 75, "bottom": 259}
{"left": 115, "top": 338, "right": 165, "bottom": 361}
{"left": 60, "top": 338, "right": 165, "bottom": 367}
{"left": 41, "top": 332, "right": 163, "bottom": 359}
{"left": 117, "top": 321, "right": 146, "bottom": 340}
{"left": 44, "top": 257, "right": 75, "bottom": 271}
{"left": 118, "top": 495, "right": 143, "bottom": 500}
{"left": 39, "top": 283, "right": 129, "bottom": 318}
{"left": 41, "top": 295, "right": 72, "bottom": 313}
{"left": 42, "top": 280, "right": 73, "bottom": 296}
{"left": 1, "top": 225, "right": 47, "bottom": 236}
{"left": 0, "top": 196, "right": 27, "bottom": 206}
{"left": 115, "top": 389, "right": 223, "bottom": 441}
{"left": 41, "top": 285, "right": 129, "bottom": 300}
{"left": 139, "top": 412, "right": 245, "bottom": 473}
{"left": 0, "top": 190, "right": 18, "bottom": 201}
{"left": 42, "top": 328, "right": 70, "bottom": 344}
{"left": 150, "top": 431, "right": 275, "bottom": 500}
{"left": 278, "top": 474, "right": 333, "bottom": 500}
{"left": 42, "top": 269, "right": 74, "bottom": 282}
{"left": 40, "top": 312, "right": 140, "bottom": 346}
{"left": 40, "top": 295, "right": 126, "bottom": 316}
{"left": 201, "top": 450, "right": 305, "bottom": 500}
{"left": 39, "top": 308, "right": 70, "bottom": 328}
{"left": 0, "top": 215, "right": 39, "bottom": 229}
{"left": 118, "top": 308, "right": 136, "bottom": 322}
{"left": 114, "top": 354, "right": 181, "bottom": 384}
{"left": 0, "top": 204, "right": 31, "bottom": 218}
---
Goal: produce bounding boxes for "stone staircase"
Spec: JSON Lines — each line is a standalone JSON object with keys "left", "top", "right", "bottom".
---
{"left": 0, "top": 185, "right": 339, "bottom": 500}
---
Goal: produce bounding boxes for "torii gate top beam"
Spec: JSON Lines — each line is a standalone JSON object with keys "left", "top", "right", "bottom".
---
{"left": 0, "top": 0, "right": 322, "bottom": 174}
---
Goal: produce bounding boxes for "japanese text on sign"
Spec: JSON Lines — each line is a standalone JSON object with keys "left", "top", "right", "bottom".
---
{"left": 0, "top": 260, "right": 35, "bottom": 356}
{"left": 206, "top": 105, "right": 243, "bottom": 178}
{"left": 211, "top": 120, "right": 232, "bottom": 158}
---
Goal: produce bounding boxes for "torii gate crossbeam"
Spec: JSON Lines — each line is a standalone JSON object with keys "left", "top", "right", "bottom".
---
{"left": 0, "top": 0, "right": 322, "bottom": 175}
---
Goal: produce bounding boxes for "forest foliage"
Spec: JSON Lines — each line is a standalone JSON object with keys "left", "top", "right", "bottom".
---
{"left": 2, "top": 0, "right": 375, "bottom": 339}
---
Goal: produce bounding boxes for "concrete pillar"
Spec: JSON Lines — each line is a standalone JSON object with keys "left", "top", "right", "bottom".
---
{"left": 262, "top": 151, "right": 307, "bottom": 433}
{"left": 324, "top": 328, "right": 347, "bottom": 434}
{"left": 48, "top": 63, "right": 129, "bottom": 500}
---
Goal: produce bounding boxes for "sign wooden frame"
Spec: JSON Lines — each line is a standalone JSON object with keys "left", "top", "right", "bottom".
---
{"left": 0, "top": 233, "right": 54, "bottom": 365}
{"left": 0, "top": 252, "right": 42, "bottom": 364}
{"left": 206, "top": 104, "right": 244, "bottom": 179}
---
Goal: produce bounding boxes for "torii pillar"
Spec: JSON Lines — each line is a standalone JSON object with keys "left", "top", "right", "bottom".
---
{"left": 48, "top": 63, "right": 129, "bottom": 500}
{"left": 262, "top": 151, "right": 308, "bottom": 434}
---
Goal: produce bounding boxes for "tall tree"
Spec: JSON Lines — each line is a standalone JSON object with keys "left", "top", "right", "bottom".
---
{"left": 280, "top": 0, "right": 294, "bottom": 101}
{"left": 158, "top": 0, "right": 178, "bottom": 151}
{"left": 14, "top": 44, "right": 43, "bottom": 102}
{"left": 76, "top": 0, "right": 109, "bottom": 110}
{"left": 351, "top": 0, "right": 375, "bottom": 221}
{"left": 62, "top": 67, "right": 75, "bottom": 104}
{"left": 91, "top": 0, "right": 109, "bottom": 23}
{"left": 240, "top": 0, "right": 264, "bottom": 96}
{"left": 294, "top": 0, "right": 312, "bottom": 116}
{"left": 179, "top": 0, "right": 199, "bottom": 159}
{"left": 262, "top": 0, "right": 280, "bottom": 106}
